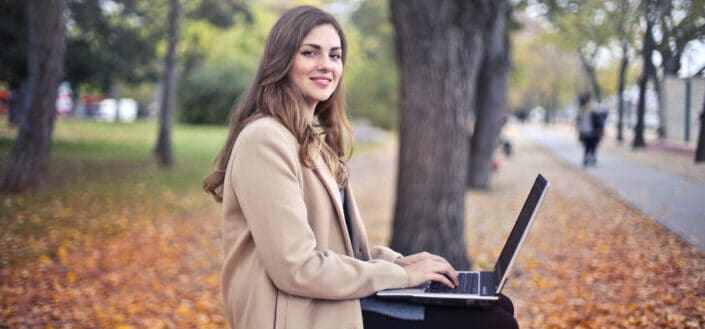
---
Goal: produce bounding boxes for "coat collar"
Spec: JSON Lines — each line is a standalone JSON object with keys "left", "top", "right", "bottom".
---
{"left": 313, "top": 155, "right": 354, "bottom": 255}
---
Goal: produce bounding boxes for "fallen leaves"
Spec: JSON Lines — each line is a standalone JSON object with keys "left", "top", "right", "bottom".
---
{"left": 0, "top": 207, "right": 225, "bottom": 328}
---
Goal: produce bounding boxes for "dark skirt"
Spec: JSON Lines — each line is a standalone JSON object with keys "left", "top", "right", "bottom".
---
{"left": 362, "top": 294, "right": 518, "bottom": 329}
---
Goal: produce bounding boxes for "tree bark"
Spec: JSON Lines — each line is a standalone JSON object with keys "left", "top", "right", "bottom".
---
{"left": 633, "top": 71, "right": 648, "bottom": 149}
{"left": 633, "top": 19, "right": 656, "bottom": 149}
{"left": 390, "top": 0, "right": 489, "bottom": 269}
{"left": 468, "top": 0, "right": 509, "bottom": 189}
{"left": 154, "top": 0, "right": 181, "bottom": 167}
{"left": 617, "top": 41, "right": 629, "bottom": 142}
{"left": 0, "top": 0, "right": 66, "bottom": 193}
{"left": 651, "top": 69, "right": 665, "bottom": 139}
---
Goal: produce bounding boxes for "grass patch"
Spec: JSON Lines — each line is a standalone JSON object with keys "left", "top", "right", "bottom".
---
{"left": 0, "top": 117, "right": 386, "bottom": 268}
{"left": 0, "top": 118, "right": 227, "bottom": 268}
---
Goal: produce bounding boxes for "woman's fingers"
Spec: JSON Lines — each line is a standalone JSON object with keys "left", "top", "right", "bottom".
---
{"left": 401, "top": 257, "right": 459, "bottom": 288}
{"left": 419, "top": 254, "right": 459, "bottom": 286}
{"left": 430, "top": 259, "right": 459, "bottom": 287}
{"left": 396, "top": 252, "right": 460, "bottom": 287}
{"left": 429, "top": 273, "right": 454, "bottom": 288}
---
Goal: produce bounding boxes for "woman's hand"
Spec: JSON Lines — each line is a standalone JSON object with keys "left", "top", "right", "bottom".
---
{"left": 393, "top": 252, "right": 459, "bottom": 289}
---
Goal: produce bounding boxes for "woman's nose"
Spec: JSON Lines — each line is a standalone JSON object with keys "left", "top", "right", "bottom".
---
{"left": 316, "top": 57, "right": 334, "bottom": 71}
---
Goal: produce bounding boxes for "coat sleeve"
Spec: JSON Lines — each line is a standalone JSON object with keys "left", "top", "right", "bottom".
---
{"left": 369, "top": 246, "right": 403, "bottom": 263}
{"left": 228, "top": 122, "right": 408, "bottom": 300}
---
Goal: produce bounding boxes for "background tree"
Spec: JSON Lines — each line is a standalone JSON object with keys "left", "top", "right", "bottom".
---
{"left": 648, "top": 0, "right": 705, "bottom": 138}
{"left": 613, "top": 0, "right": 640, "bottom": 142}
{"left": 633, "top": 7, "right": 657, "bottom": 149}
{"left": 651, "top": 0, "right": 705, "bottom": 77}
{"left": 628, "top": 0, "right": 705, "bottom": 147}
{"left": 154, "top": 0, "right": 250, "bottom": 166}
{"left": 512, "top": 0, "right": 630, "bottom": 123}
{"left": 540, "top": 0, "right": 616, "bottom": 103}
{"left": 0, "top": 0, "right": 66, "bottom": 193}
{"left": 467, "top": 0, "right": 510, "bottom": 189}
{"left": 154, "top": 0, "right": 181, "bottom": 167}
{"left": 64, "top": 0, "right": 160, "bottom": 108}
{"left": 389, "top": 0, "right": 492, "bottom": 269}
{"left": 509, "top": 16, "right": 584, "bottom": 120}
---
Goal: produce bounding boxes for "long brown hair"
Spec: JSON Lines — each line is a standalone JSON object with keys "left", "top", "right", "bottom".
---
{"left": 203, "top": 6, "right": 353, "bottom": 202}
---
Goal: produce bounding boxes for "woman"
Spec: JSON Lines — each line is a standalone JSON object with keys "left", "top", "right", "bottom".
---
{"left": 203, "top": 6, "right": 518, "bottom": 329}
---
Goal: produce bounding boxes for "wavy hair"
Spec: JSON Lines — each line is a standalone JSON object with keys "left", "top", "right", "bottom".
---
{"left": 203, "top": 6, "right": 353, "bottom": 202}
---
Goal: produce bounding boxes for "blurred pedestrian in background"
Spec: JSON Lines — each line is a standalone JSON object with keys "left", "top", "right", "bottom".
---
{"left": 576, "top": 93, "right": 606, "bottom": 167}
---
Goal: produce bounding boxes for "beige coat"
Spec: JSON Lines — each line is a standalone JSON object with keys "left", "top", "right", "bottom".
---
{"left": 221, "top": 117, "right": 408, "bottom": 329}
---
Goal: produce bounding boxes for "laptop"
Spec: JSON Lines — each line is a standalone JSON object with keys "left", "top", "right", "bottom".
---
{"left": 376, "top": 174, "right": 549, "bottom": 306}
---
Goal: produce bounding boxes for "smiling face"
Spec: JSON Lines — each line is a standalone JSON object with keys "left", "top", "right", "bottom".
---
{"left": 287, "top": 24, "right": 343, "bottom": 112}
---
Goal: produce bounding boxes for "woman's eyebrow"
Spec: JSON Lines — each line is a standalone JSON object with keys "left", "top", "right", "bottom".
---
{"left": 302, "top": 43, "right": 342, "bottom": 51}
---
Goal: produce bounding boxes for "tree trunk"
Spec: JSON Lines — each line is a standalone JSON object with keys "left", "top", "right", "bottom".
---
{"left": 695, "top": 92, "right": 705, "bottom": 162}
{"left": 390, "top": 0, "right": 489, "bottom": 269}
{"left": 652, "top": 70, "right": 666, "bottom": 139}
{"left": 468, "top": 0, "right": 509, "bottom": 189}
{"left": 579, "top": 51, "right": 602, "bottom": 103}
{"left": 154, "top": 0, "right": 181, "bottom": 167}
{"left": 0, "top": 0, "right": 66, "bottom": 193}
{"left": 633, "top": 72, "right": 648, "bottom": 149}
{"left": 617, "top": 41, "right": 629, "bottom": 142}
{"left": 633, "top": 20, "right": 655, "bottom": 149}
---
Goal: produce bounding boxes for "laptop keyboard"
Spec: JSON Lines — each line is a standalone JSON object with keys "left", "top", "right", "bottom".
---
{"left": 426, "top": 272, "right": 479, "bottom": 294}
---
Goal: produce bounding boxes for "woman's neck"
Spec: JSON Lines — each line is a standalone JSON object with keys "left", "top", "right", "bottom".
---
{"left": 303, "top": 100, "right": 317, "bottom": 123}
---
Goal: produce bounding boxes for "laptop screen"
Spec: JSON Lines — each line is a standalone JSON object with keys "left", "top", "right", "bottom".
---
{"left": 493, "top": 174, "right": 548, "bottom": 292}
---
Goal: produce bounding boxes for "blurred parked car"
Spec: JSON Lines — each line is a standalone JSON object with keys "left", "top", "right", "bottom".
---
{"left": 96, "top": 98, "right": 138, "bottom": 122}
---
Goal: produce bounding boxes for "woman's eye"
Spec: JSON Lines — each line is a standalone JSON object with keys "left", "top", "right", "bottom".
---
{"left": 301, "top": 50, "right": 316, "bottom": 57}
{"left": 330, "top": 53, "right": 342, "bottom": 61}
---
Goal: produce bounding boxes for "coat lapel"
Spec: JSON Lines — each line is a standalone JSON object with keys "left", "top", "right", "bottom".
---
{"left": 343, "top": 184, "right": 371, "bottom": 261}
{"left": 313, "top": 155, "right": 354, "bottom": 255}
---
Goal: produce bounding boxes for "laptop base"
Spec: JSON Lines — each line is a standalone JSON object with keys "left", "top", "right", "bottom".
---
{"left": 409, "top": 295, "right": 498, "bottom": 307}
{"left": 377, "top": 271, "right": 499, "bottom": 307}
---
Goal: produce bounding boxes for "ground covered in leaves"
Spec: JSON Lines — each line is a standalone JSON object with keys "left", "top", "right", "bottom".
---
{"left": 2, "top": 123, "right": 704, "bottom": 328}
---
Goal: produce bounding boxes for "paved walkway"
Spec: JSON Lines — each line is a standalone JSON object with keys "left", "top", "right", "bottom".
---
{"left": 522, "top": 124, "right": 705, "bottom": 252}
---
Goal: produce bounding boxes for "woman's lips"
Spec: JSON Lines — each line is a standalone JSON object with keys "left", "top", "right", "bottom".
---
{"left": 311, "top": 77, "right": 332, "bottom": 87}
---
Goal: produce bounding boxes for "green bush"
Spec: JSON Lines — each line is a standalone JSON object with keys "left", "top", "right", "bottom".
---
{"left": 177, "top": 61, "right": 253, "bottom": 125}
